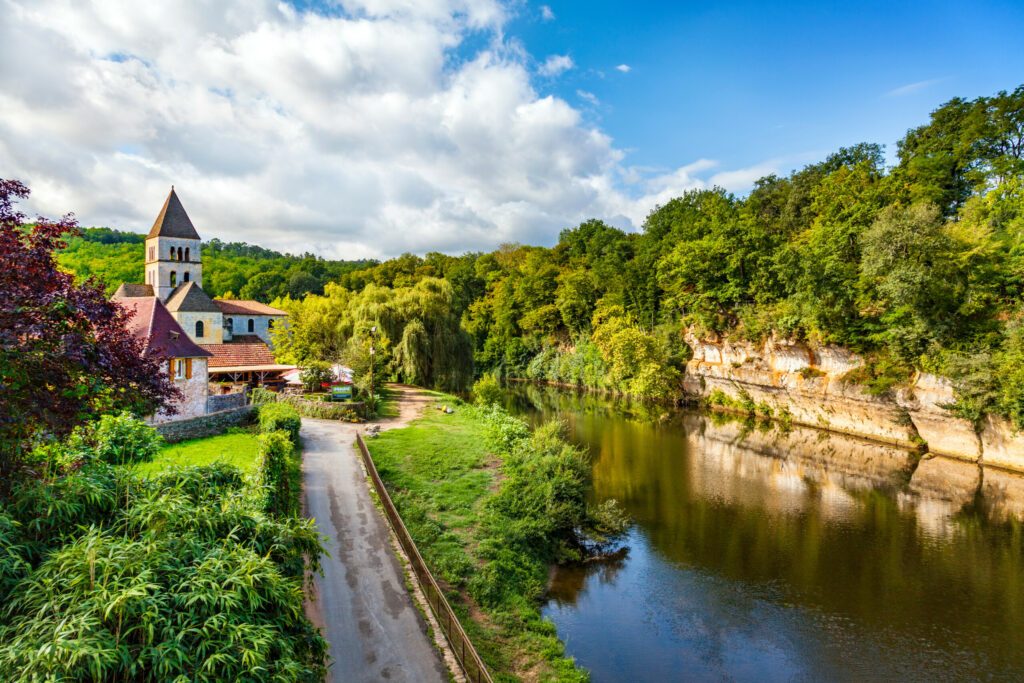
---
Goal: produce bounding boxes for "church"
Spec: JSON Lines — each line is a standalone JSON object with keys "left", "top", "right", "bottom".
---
{"left": 113, "top": 187, "right": 292, "bottom": 422}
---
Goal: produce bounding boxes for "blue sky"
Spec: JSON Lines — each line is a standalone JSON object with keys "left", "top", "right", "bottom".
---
{"left": 2, "top": 0, "right": 1022, "bottom": 257}
{"left": 509, "top": 0, "right": 1024, "bottom": 176}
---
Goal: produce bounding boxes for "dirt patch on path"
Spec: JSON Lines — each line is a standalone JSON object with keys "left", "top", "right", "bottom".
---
{"left": 376, "top": 383, "right": 436, "bottom": 429}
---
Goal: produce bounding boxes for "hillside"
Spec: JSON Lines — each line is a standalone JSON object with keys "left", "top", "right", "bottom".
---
{"left": 58, "top": 228, "right": 372, "bottom": 301}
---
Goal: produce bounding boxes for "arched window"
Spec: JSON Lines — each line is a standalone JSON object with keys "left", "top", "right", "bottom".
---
{"left": 248, "top": 318, "right": 255, "bottom": 333}
{"left": 185, "top": 247, "right": 190, "bottom": 262}
{"left": 195, "top": 320, "right": 205, "bottom": 338}
{"left": 225, "top": 317, "right": 234, "bottom": 332}
{"left": 183, "top": 272, "right": 190, "bottom": 282}
{"left": 268, "top": 319, "right": 274, "bottom": 330}
{"left": 177, "top": 247, "right": 183, "bottom": 261}
{"left": 169, "top": 247, "right": 175, "bottom": 261}
{"left": 170, "top": 271, "right": 177, "bottom": 287}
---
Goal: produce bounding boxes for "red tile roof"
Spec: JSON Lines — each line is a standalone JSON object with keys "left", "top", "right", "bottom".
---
{"left": 114, "top": 296, "right": 211, "bottom": 359}
{"left": 216, "top": 299, "right": 287, "bottom": 316}
{"left": 200, "top": 339, "right": 279, "bottom": 369}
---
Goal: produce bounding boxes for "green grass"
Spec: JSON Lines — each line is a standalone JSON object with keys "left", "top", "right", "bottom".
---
{"left": 367, "top": 398, "right": 585, "bottom": 682}
{"left": 135, "top": 431, "right": 261, "bottom": 476}
{"left": 375, "top": 385, "right": 403, "bottom": 419}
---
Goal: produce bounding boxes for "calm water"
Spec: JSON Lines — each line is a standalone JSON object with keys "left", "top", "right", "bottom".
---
{"left": 503, "top": 384, "right": 1024, "bottom": 682}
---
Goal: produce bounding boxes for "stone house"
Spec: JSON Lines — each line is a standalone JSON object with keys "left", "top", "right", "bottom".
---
{"left": 112, "top": 295, "right": 212, "bottom": 422}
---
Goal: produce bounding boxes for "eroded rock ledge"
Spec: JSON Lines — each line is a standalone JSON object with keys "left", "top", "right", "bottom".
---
{"left": 683, "top": 333, "right": 1024, "bottom": 472}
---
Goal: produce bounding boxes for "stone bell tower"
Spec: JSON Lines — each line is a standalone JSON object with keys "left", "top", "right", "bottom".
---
{"left": 144, "top": 187, "right": 203, "bottom": 301}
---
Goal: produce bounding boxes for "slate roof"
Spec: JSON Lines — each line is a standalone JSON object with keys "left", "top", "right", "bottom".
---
{"left": 165, "top": 281, "right": 221, "bottom": 313}
{"left": 113, "top": 296, "right": 212, "bottom": 359}
{"left": 200, "top": 338, "right": 279, "bottom": 369}
{"left": 113, "top": 283, "right": 154, "bottom": 298}
{"left": 216, "top": 299, "right": 288, "bottom": 316}
{"left": 147, "top": 187, "right": 201, "bottom": 240}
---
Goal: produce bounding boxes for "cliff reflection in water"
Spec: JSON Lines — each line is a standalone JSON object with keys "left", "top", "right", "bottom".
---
{"left": 505, "top": 384, "right": 1024, "bottom": 682}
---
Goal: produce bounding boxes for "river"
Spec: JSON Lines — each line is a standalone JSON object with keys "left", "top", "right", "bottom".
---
{"left": 502, "top": 384, "right": 1024, "bottom": 682}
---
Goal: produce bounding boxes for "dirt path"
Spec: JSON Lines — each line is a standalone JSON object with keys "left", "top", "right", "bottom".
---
{"left": 302, "top": 385, "right": 443, "bottom": 683}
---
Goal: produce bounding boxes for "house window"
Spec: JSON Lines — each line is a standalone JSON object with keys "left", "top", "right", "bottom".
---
{"left": 183, "top": 272, "right": 190, "bottom": 282}
{"left": 171, "top": 358, "right": 193, "bottom": 380}
{"left": 195, "top": 320, "right": 204, "bottom": 338}
{"left": 248, "top": 318, "right": 255, "bottom": 333}
{"left": 170, "top": 271, "right": 177, "bottom": 287}
{"left": 225, "top": 317, "right": 234, "bottom": 332}
{"left": 148, "top": 246, "right": 155, "bottom": 261}
{"left": 268, "top": 318, "right": 274, "bottom": 330}
{"left": 177, "top": 247, "right": 183, "bottom": 261}
{"left": 185, "top": 247, "right": 190, "bottom": 262}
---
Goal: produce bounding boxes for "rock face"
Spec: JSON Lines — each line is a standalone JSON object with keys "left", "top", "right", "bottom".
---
{"left": 683, "top": 333, "right": 1024, "bottom": 471}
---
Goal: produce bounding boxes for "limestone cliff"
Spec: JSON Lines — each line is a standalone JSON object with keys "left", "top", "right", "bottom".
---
{"left": 682, "top": 333, "right": 1024, "bottom": 472}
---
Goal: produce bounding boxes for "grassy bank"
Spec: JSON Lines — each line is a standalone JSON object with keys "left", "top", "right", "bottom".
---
{"left": 134, "top": 430, "right": 261, "bottom": 476}
{"left": 367, "top": 396, "right": 623, "bottom": 682}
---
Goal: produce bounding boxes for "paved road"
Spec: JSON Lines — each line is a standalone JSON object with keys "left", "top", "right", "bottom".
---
{"left": 301, "top": 419, "right": 447, "bottom": 683}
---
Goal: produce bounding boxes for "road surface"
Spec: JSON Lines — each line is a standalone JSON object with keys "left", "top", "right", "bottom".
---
{"left": 302, "top": 413, "right": 447, "bottom": 683}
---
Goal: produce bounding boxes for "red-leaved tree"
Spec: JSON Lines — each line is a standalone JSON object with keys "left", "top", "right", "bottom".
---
{"left": 0, "top": 179, "right": 179, "bottom": 476}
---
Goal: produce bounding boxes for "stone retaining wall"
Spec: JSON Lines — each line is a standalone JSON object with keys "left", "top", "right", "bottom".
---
{"left": 207, "top": 391, "right": 248, "bottom": 414}
{"left": 155, "top": 405, "right": 255, "bottom": 443}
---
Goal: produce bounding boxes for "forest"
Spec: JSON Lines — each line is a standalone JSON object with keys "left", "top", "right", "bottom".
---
{"left": 63, "top": 85, "right": 1024, "bottom": 426}
{"left": 58, "top": 228, "right": 370, "bottom": 300}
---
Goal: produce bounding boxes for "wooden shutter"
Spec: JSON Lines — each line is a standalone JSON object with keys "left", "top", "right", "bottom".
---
{"left": 185, "top": 358, "right": 193, "bottom": 379}
{"left": 169, "top": 359, "right": 175, "bottom": 379}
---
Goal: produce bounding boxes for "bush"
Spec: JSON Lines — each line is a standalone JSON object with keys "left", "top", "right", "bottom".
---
{"left": 472, "top": 373, "right": 503, "bottom": 406}
{"left": 480, "top": 405, "right": 531, "bottom": 453}
{"left": 54, "top": 412, "right": 163, "bottom": 467}
{"left": 259, "top": 403, "right": 301, "bottom": 444}
{"left": 259, "top": 430, "right": 297, "bottom": 516}
{"left": 300, "top": 361, "right": 335, "bottom": 393}
{"left": 0, "top": 463, "right": 326, "bottom": 681}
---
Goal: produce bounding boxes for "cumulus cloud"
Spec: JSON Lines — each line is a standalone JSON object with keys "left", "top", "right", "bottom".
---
{"left": 538, "top": 54, "right": 573, "bottom": 77}
{"left": 0, "top": 0, "right": 777, "bottom": 259}
{"left": 615, "top": 64, "right": 631, "bottom": 73}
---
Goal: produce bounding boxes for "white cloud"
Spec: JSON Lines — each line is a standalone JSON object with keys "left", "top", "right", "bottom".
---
{"left": 576, "top": 89, "right": 599, "bottom": 106}
{"left": 615, "top": 64, "right": 631, "bottom": 73}
{"left": 0, "top": 0, "right": 782, "bottom": 259}
{"left": 886, "top": 78, "right": 944, "bottom": 97}
{"left": 538, "top": 54, "right": 573, "bottom": 77}
{"left": 540, "top": 4, "right": 555, "bottom": 21}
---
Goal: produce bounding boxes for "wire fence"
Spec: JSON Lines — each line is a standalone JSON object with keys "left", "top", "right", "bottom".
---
{"left": 355, "top": 433, "right": 494, "bottom": 683}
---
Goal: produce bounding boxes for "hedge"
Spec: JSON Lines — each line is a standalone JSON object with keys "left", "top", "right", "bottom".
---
{"left": 258, "top": 403, "right": 301, "bottom": 444}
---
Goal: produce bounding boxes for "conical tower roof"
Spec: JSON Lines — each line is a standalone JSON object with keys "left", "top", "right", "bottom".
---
{"left": 147, "top": 187, "right": 201, "bottom": 240}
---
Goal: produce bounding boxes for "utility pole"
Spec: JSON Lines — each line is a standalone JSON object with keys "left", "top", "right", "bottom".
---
{"left": 369, "top": 325, "right": 377, "bottom": 409}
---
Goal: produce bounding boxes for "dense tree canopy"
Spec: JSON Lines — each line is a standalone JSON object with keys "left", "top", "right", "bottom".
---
{"left": 57, "top": 229, "right": 370, "bottom": 301}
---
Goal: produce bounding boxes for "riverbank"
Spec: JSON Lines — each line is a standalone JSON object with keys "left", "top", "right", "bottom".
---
{"left": 365, "top": 396, "right": 597, "bottom": 682}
